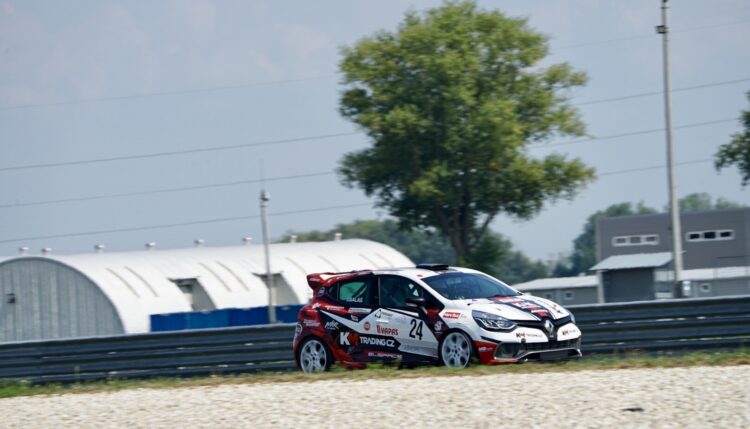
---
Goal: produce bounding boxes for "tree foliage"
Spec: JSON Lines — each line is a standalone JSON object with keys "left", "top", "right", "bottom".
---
{"left": 337, "top": 1, "right": 595, "bottom": 265}
{"left": 672, "top": 192, "right": 745, "bottom": 212}
{"left": 282, "top": 219, "right": 547, "bottom": 284}
{"left": 715, "top": 91, "right": 750, "bottom": 186}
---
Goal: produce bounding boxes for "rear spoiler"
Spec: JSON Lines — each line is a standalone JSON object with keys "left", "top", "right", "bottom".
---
{"left": 306, "top": 270, "right": 373, "bottom": 289}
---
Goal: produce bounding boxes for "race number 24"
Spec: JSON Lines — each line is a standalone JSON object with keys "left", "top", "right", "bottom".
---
{"left": 409, "top": 319, "right": 423, "bottom": 340}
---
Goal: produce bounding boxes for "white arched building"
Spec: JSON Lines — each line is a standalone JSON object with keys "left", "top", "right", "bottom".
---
{"left": 0, "top": 239, "right": 412, "bottom": 342}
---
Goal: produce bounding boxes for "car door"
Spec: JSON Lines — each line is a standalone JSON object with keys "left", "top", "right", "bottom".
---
{"left": 375, "top": 275, "right": 440, "bottom": 359}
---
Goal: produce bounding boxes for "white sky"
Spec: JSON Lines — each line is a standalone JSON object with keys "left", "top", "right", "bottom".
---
{"left": 0, "top": 0, "right": 748, "bottom": 261}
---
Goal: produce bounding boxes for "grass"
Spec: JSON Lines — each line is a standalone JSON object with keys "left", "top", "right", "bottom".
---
{"left": 1, "top": 350, "right": 748, "bottom": 400}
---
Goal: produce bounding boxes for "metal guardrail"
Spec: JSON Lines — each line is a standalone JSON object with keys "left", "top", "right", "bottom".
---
{"left": 0, "top": 295, "right": 748, "bottom": 384}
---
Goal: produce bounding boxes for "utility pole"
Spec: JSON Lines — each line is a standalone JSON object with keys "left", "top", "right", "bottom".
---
{"left": 657, "top": 0, "right": 684, "bottom": 297}
{"left": 260, "top": 190, "right": 277, "bottom": 323}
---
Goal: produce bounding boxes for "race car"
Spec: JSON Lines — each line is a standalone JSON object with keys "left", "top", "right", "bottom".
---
{"left": 293, "top": 264, "right": 582, "bottom": 373}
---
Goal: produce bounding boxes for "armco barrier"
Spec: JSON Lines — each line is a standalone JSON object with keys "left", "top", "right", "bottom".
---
{"left": 0, "top": 295, "right": 748, "bottom": 384}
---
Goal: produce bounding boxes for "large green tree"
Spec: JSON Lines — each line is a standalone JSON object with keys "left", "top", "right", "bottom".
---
{"left": 715, "top": 91, "right": 750, "bottom": 186}
{"left": 337, "top": 1, "right": 595, "bottom": 265}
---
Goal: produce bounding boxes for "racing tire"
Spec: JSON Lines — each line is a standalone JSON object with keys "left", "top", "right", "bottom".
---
{"left": 297, "top": 337, "right": 333, "bottom": 374}
{"left": 439, "top": 331, "right": 473, "bottom": 369}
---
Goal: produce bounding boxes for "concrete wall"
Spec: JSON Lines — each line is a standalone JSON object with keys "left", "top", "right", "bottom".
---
{"left": 602, "top": 268, "right": 655, "bottom": 302}
{"left": 597, "top": 208, "right": 750, "bottom": 270}
{"left": 0, "top": 258, "right": 124, "bottom": 342}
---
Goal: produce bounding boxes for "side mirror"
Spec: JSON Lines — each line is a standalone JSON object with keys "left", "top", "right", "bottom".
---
{"left": 405, "top": 297, "right": 426, "bottom": 309}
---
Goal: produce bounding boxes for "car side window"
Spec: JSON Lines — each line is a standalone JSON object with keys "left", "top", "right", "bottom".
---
{"left": 337, "top": 278, "right": 371, "bottom": 305}
{"left": 378, "top": 275, "right": 423, "bottom": 308}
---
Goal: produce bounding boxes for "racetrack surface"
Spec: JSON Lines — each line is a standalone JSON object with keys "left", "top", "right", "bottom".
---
{"left": 1, "top": 365, "right": 748, "bottom": 428}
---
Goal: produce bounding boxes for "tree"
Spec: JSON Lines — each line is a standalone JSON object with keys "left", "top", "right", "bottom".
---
{"left": 281, "top": 219, "right": 456, "bottom": 265}
{"left": 715, "top": 91, "right": 750, "bottom": 186}
{"left": 672, "top": 192, "right": 745, "bottom": 212}
{"left": 466, "top": 232, "right": 549, "bottom": 284}
{"left": 337, "top": 1, "right": 595, "bottom": 266}
{"left": 553, "top": 202, "right": 657, "bottom": 277}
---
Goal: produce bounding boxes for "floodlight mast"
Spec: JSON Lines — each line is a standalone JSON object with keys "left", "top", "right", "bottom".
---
{"left": 657, "top": 0, "right": 684, "bottom": 297}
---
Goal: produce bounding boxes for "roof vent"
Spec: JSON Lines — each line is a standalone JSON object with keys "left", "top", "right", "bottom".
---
{"left": 194, "top": 239, "right": 205, "bottom": 248}
{"left": 41, "top": 247, "right": 52, "bottom": 256}
{"left": 18, "top": 247, "right": 29, "bottom": 256}
{"left": 243, "top": 237, "right": 253, "bottom": 245}
{"left": 94, "top": 244, "right": 105, "bottom": 253}
{"left": 334, "top": 232, "right": 342, "bottom": 241}
{"left": 289, "top": 235, "right": 298, "bottom": 243}
{"left": 145, "top": 242, "right": 156, "bottom": 251}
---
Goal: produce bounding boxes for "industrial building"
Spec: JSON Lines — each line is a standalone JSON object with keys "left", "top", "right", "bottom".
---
{"left": 0, "top": 239, "right": 413, "bottom": 343}
{"left": 515, "top": 207, "right": 750, "bottom": 304}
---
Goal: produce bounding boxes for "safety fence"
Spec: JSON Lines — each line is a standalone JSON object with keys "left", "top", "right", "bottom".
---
{"left": 0, "top": 295, "right": 748, "bottom": 384}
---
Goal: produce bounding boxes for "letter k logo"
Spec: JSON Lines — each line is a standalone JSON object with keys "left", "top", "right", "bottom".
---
{"left": 339, "top": 332, "right": 350, "bottom": 346}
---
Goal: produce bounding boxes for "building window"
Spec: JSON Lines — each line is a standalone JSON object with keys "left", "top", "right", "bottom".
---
{"left": 563, "top": 291, "right": 574, "bottom": 301}
{"left": 686, "top": 230, "right": 734, "bottom": 242}
{"left": 612, "top": 234, "right": 660, "bottom": 247}
{"left": 700, "top": 283, "right": 711, "bottom": 293}
{"left": 543, "top": 293, "right": 554, "bottom": 300}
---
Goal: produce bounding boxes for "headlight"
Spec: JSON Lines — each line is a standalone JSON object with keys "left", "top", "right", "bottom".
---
{"left": 472, "top": 310, "right": 516, "bottom": 331}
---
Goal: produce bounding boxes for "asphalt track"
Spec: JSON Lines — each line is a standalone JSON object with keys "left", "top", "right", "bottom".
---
{"left": 1, "top": 366, "right": 748, "bottom": 428}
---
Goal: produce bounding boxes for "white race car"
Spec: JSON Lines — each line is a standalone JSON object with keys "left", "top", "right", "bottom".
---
{"left": 293, "top": 264, "right": 582, "bottom": 373}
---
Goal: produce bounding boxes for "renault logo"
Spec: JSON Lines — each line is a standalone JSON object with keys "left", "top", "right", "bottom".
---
{"left": 543, "top": 319, "right": 554, "bottom": 335}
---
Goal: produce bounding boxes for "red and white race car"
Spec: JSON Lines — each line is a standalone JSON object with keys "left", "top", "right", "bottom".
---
{"left": 293, "top": 264, "right": 582, "bottom": 373}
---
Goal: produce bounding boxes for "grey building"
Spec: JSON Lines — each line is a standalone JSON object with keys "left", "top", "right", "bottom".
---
{"left": 513, "top": 276, "right": 599, "bottom": 306}
{"left": 597, "top": 207, "right": 750, "bottom": 270}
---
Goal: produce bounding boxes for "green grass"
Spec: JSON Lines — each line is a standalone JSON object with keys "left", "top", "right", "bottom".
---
{"left": 1, "top": 350, "right": 748, "bottom": 399}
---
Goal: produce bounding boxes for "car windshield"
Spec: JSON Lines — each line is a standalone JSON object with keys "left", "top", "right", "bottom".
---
{"left": 423, "top": 272, "right": 520, "bottom": 300}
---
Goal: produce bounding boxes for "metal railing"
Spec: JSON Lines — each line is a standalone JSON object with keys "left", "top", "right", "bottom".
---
{"left": 0, "top": 295, "right": 748, "bottom": 384}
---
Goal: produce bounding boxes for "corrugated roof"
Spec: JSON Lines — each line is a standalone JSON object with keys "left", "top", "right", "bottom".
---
{"left": 591, "top": 252, "right": 672, "bottom": 271}
{"left": 513, "top": 275, "right": 597, "bottom": 291}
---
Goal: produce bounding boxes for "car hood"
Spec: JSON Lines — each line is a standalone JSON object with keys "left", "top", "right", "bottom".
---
{"left": 453, "top": 295, "right": 571, "bottom": 321}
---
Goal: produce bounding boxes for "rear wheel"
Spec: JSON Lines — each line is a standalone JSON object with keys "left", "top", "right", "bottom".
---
{"left": 298, "top": 337, "right": 332, "bottom": 374}
{"left": 439, "top": 331, "right": 473, "bottom": 369}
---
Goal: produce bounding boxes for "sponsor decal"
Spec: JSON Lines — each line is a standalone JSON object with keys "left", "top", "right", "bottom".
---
{"left": 303, "top": 319, "right": 320, "bottom": 328}
{"left": 433, "top": 321, "right": 443, "bottom": 332}
{"left": 367, "top": 352, "right": 401, "bottom": 359}
{"left": 375, "top": 325, "right": 398, "bottom": 336}
{"left": 312, "top": 302, "right": 321, "bottom": 309}
{"left": 491, "top": 296, "right": 551, "bottom": 318}
{"left": 478, "top": 346, "right": 493, "bottom": 352}
{"left": 340, "top": 332, "right": 352, "bottom": 346}
{"left": 351, "top": 315, "right": 359, "bottom": 322}
{"left": 325, "top": 305, "right": 345, "bottom": 312}
{"left": 443, "top": 312, "right": 461, "bottom": 319}
{"left": 359, "top": 336, "right": 396, "bottom": 348}
{"left": 364, "top": 321, "right": 371, "bottom": 331}
{"left": 349, "top": 307, "right": 371, "bottom": 314}
{"left": 324, "top": 321, "right": 340, "bottom": 331}
{"left": 516, "top": 332, "right": 526, "bottom": 338}
{"left": 374, "top": 309, "right": 382, "bottom": 318}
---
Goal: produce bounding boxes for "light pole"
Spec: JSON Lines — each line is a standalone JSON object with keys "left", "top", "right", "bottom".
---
{"left": 260, "top": 190, "right": 277, "bottom": 323}
{"left": 656, "top": 0, "right": 684, "bottom": 297}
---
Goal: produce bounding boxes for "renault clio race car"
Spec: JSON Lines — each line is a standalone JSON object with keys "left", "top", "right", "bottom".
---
{"left": 293, "top": 264, "right": 582, "bottom": 373}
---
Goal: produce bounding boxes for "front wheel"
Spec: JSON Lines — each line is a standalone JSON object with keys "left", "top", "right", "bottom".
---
{"left": 297, "top": 337, "right": 333, "bottom": 374}
{"left": 439, "top": 331, "right": 473, "bottom": 369}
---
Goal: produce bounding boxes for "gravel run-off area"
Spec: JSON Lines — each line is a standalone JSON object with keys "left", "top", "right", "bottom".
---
{"left": 1, "top": 365, "right": 749, "bottom": 429}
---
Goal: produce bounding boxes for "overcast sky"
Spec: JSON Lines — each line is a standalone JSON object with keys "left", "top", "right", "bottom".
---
{"left": 0, "top": 0, "right": 748, "bottom": 262}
